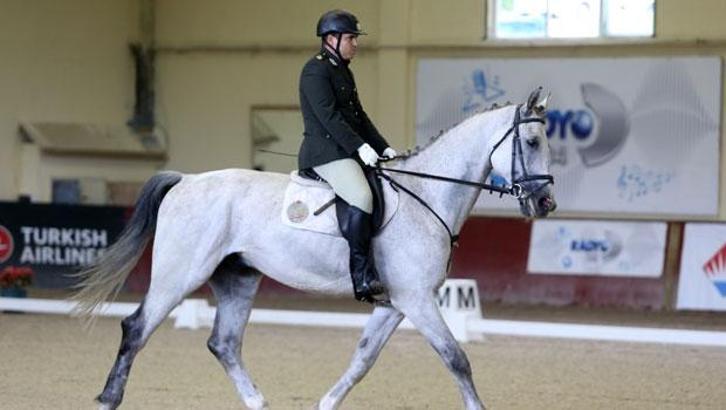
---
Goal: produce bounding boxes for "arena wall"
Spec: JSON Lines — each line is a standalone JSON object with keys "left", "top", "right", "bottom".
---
{"left": 4, "top": 0, "right": 726, "bottom": 214}
{"left": 0, "top": 0, "right": 141, "bottom": 201}
{"left": 150, "top": 0, "right": 726, "bottom": 218}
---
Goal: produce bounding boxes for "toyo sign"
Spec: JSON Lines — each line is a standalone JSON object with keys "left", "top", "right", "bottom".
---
{"left": 546, "top": 83, "right": 630, "bottom": 168}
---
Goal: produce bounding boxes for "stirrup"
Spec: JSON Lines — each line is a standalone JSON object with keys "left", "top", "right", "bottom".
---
{"left": 354, "top": 279, "right": 386, "bottom": 304}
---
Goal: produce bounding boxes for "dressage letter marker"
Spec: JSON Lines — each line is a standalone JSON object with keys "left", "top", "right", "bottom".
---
{"left": 436, "top": 279, "right": 485, "bottom": 342}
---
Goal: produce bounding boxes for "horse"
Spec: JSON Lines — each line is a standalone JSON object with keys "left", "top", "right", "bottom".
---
{"left": 74, "top": 88, "right": 556, "bottom": 410}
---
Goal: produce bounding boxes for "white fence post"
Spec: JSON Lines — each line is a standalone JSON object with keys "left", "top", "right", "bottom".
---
{"left": 173, "top": 299, "right": 215, "bottom": 329}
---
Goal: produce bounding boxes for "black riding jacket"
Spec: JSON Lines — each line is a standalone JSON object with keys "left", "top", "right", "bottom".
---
{"left": 297, "top": 48, "right": 389, "bottom": 170}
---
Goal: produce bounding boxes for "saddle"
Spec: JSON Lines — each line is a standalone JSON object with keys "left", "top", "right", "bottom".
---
{"left": 281, "top": 168, "right": 399, "bottom": 236}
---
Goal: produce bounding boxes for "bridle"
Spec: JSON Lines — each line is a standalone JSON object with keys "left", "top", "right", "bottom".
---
{"left": 488, "top": 104, "right": 554, "bottom": 207}
{"left": 376, "top": 104, "right": 554, "bottom": 250}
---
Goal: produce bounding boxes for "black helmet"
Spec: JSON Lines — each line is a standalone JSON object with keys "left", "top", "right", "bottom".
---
{"left": 316, "top": 10, "right": 366, "bottom": 37}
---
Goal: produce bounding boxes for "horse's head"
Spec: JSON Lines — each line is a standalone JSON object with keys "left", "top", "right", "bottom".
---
{"left": 489, "top": 88, "right": 557, "bottom": 218}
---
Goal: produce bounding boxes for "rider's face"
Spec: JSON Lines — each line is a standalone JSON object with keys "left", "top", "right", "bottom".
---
{"left": 327, "top": 33, "right": 358, "bottom": 60}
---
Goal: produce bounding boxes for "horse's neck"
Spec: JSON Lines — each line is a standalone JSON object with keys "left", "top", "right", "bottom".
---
{"left": 400, "top": 107, "right": 513, "bottom": 235}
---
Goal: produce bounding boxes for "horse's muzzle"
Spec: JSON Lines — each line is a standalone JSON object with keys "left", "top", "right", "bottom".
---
{"left": 539, "top": 196, "right": 557, "bottom": 213}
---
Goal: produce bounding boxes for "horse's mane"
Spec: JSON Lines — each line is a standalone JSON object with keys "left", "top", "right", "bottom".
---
{"left": 395, "top": 102, "right": 516, "bottom": 161}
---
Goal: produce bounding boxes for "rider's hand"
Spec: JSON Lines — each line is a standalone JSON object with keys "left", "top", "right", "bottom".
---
{"left": 357, "top": 143, "right": 380, "bottom": 167}
{"left": 382, "top": 147, "right": 397, "bottom": 159}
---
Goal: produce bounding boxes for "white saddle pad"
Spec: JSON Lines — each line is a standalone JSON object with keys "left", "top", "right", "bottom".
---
{"left": 281, "top": 171, "right": 399, "bottom": 236}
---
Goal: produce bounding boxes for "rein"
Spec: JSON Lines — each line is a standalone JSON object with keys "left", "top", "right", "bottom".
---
{"left": 374, "top": 165, "right": 517, "bottom": 196}
{"left": 375, "top": 105, "right": 553, "bottom": 249}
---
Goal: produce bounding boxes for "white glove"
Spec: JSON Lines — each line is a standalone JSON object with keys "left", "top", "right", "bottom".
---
{"left": 382, "top": 147, "right": 397, "bottom": 158}
{"left": 357, "top": 143, "right": 379, "bottom": 166}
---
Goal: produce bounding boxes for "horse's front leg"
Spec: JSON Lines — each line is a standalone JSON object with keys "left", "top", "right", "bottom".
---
{"left": 397, "top": 295, "right": 485, "bottom": 410}
{"left": 317, "top": 303, "right": 404, "bottom": 410}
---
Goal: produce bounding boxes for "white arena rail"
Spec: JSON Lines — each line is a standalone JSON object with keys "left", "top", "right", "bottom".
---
{"left": 2, "top": 279, "right": 725, "bottom": 347}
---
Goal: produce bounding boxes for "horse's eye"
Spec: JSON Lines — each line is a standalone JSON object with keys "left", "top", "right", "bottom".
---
{"left": 527, "top": 138, "right": 539, "bottom": 148}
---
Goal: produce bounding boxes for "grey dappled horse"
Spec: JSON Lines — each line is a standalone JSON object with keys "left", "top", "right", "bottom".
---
{"left": 75, "top": 89, "right": 556, "bottom": 410}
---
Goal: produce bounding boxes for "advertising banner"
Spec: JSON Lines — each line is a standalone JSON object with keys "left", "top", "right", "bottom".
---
{"left": 416, "top": 57, "right": 721, "bottom": 216}
{"left": 0, "top": 202, "right": 128, "bottom": 288}
{"left": 527, "top": 219, "right": 667, "bottom": 277}
{"left": 676, "top": 223, "right": 726, "bottom": 311}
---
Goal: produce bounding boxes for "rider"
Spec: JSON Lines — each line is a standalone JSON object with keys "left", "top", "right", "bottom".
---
{"left": 298, "top": 9, "right": 397, "bottom": 302}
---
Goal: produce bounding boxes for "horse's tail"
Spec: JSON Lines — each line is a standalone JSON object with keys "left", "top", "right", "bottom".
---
{"left": 71, "top": 171, "right": 183, "bottom": 323}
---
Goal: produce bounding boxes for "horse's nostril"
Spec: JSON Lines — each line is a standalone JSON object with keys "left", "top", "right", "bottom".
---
{"left": 539, "top": 196, "right": 556, "bottom": 212}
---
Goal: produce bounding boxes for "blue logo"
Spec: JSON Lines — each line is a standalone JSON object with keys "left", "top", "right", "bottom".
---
{"left": 571, "top": 239, "right": 610, "bottom": 252}
{"left": 561, "top": 256, "right": 573, "bottom": 269}
{"left": 462, "top": 69, "right": 506, "bottom": 113}
{"left": 546, "top": 109, "right": 594, "bottom": 141}
{"left": 617, "top": 165, "right": 673, "bottom": 202}
{"left": 568, "top": 232, "right": 623, "bottom": 262}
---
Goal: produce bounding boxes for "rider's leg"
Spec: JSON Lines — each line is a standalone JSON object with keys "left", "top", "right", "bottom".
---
{"left": 313, "top": 158, "right": 373, "bottom": 213}
{"left": 313, "top": 158, "right": 384, "bottom": 302}
{"left": 336, "top": 201, "right": 385, "bottom": 302}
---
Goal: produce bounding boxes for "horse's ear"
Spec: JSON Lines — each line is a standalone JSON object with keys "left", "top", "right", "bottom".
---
{"left": 534, "top": 92, "right": 551, "bottom": 115}
{"left": 526, "top": 87, "right": 543, "bottom": 110}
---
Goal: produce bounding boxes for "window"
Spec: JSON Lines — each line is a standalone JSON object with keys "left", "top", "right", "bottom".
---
{"left": 52, "top": 178, "right": 109, "bottom": 205}
{"left": 491, "top": 0, "right": 654, "bottom": 40}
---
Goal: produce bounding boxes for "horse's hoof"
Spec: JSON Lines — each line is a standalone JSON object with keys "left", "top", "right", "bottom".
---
{"left": 96, "top": 395, "right": 119, "bottom": 410}
{"left": 316, "top": 397, "right": 339, "bottom": 410}
{"left": 244, "top": 396, "right": 269, "bottom": 410}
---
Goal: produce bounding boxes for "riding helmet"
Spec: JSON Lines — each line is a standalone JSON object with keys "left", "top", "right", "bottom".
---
{"left": 316, "top": 10, "right": 367, "bottom": 37}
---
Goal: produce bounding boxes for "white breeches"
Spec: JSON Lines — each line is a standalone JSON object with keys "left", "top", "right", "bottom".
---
{"left": 314, "top": 158, "right": 373, "bottom": 214}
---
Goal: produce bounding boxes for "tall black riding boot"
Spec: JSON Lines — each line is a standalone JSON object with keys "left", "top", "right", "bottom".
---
{"left": 337, "top": 203, "right": 386, "bottom": 302}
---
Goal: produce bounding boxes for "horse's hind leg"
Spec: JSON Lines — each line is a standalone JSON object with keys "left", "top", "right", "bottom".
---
{"left": 96, "top": 292, "right": 197, "bottom": 409}
{"left": 317, "top": 304, "right": 404, "bottom": 410}
{"left": 398, "top": 297, "right": 485, "bottom": 410}
{"left": 207, "top": 258, "right": 267, "bottom": 409}
{"left": 97, "top": 256, "right": 217, "bottom": 409}
{"left": 96, "top": 302, "right": 146, "bottom": 410}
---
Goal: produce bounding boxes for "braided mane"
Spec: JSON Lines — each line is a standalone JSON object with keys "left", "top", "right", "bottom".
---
{"left": 396, "top": 102, "right": 515, "bottom": 161}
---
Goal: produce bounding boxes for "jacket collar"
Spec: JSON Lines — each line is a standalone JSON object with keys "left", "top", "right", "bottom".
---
{"left": 320, "top": 47, "right": 348, "bottom": 67}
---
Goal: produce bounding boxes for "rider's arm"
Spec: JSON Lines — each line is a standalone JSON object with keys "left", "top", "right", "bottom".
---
{"left": 301, "top": 64, "right": 366, "bottom": 154}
